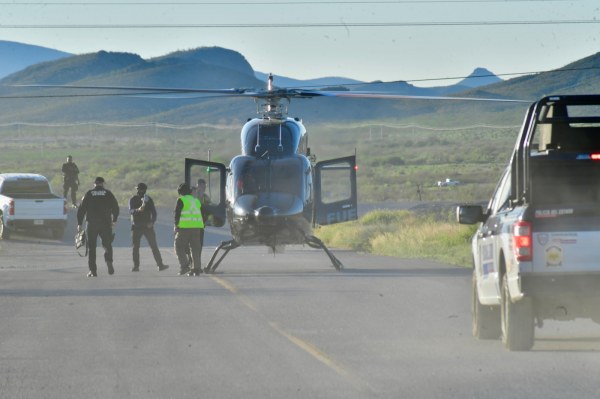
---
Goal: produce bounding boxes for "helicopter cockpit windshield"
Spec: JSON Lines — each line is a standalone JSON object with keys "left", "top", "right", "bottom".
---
{"left": 233, "top": 157, "right": 305, "bottom": 199}
{"left": 241, "top": 121, "right": 302, "bottom": 157}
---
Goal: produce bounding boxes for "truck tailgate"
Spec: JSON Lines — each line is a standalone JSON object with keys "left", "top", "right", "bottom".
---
{"left": 13, "top": 198, "right": 66, "bottom": 220}
{"left": 532, "top": 217, "right": 600, "bottom": 272}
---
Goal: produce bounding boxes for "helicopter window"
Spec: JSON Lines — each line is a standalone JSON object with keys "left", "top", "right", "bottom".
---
{"left": 244, "top": 124, "right": 296, "bottom": 157}
{"left": 319, "top": 161, "right": 353, "bottom": 204}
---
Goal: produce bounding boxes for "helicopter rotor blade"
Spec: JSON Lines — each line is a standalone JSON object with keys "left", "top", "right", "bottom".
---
{"left": 301, "top": 90, "right": 531, "bottom": 103}
{"left": 9, "top": 84, "right": 530, "bottom": 103}
{"left": 12, "top": 84, "right": 245, "bottom": 94}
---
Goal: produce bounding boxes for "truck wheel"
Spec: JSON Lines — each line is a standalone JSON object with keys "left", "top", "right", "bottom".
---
{"left": 472, "top": 270, "right": 500, "bottom": 339}
{"left": 501, "top": 274, "right": 534, "bottom": 351}
{"left": 0, "top": 218, "right": 10, "bottom": 240}
{"left": 51, "top": 227, "right": 65, "bottom": 240}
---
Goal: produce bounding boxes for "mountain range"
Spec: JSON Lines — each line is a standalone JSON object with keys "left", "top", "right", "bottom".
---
{"left": 0, "top": 41, "right": 72, "bottom": 79}
{"left": 0, "top": 40, "right": 599, "bottom": 125}
{"left": 0, "top": 40, "right": 500, "bottom": 91}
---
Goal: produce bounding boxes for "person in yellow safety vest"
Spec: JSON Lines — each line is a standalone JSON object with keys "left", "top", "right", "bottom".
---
{"left": 173, "top": 183, "right": 205, "bottom": 276}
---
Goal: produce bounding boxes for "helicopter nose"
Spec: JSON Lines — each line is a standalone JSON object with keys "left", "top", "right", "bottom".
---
{"left": 254, "top": 206, "right": 277, "bottom": 225}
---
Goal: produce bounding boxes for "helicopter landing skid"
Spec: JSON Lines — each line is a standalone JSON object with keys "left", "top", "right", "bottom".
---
{"left": 204, "top": 239, "right": 240, "bottom": 274}
{"left": 305, "top": 235, "right": 344, "bottom": 271}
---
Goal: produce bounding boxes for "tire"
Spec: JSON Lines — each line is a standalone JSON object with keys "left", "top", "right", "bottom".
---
{"left": 0, "top": 217, "right": 10, "bottom": 240}
{"left": 472, "top": 270, "right": 501, "bottom": 339}
{"left": 501, "top": 273, "right": 534, "bottom": 351}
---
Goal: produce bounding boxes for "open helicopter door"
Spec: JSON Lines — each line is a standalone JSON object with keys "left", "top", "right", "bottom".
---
{"left": 185, "top": 158, "right": 227, "bottom": 227}
{"left": 314, "top": 155, "right": 358, "bottom": 226}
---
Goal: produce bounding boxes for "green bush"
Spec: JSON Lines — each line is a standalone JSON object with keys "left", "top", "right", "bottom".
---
{"left": 317, "top": 209, "right": 478, "bottom": 267}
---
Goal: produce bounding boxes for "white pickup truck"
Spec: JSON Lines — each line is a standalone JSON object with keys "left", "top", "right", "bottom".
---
{"left": 437, "top": 178, "right": 460, "bottom": 187}
{"left": 458, "top": 95, "right": 600, "bottom": 351}
{"left": 0, "top": 173, "right": 68, "bottom": 240}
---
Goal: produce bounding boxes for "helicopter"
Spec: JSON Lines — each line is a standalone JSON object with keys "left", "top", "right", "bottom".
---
{"left": 187, "top": 74, "right": 358, "bottom": 272}
{"left": 12, "top": 74, "right": 527, "bottom": 272}
{"left": 179, "top": 74, "right": 525, "bottom": 273}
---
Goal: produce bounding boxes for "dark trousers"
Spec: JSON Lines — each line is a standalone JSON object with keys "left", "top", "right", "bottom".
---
{"left": 63, "top": 181, "right": 78, "bottom": 204}
{"left": 132, "top": 227, "right": 164, "bottom": 267}
{"left": 175, "top": 228, "right": 204, "bottom": 271}
{"left": 87, "top": 222, "right": 113, "bottom": 273}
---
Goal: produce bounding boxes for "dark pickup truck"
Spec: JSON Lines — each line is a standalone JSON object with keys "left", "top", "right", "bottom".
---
{"left": 458, "top": 95, "right": 600, "bottom": 351}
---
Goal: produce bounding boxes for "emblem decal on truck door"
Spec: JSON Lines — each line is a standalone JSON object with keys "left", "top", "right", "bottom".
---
{"left": 545, "top": 245, "right": 562, "bottom": 267}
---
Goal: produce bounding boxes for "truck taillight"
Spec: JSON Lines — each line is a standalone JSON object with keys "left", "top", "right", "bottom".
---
{"left": 513, "top": 221, "right": 532, "bottom": 262}
{"left": 8, "top": 200, "right": 15, "bottom": 215}
{"left": 63, "top": 199, "right": 68, "bottom": 215}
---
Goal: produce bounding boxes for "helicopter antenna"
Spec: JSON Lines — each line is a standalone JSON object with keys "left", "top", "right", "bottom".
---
{"left": 255, "top": 123, "right": 261, "bottom": 154}
{"left": 278, "top": 124, "right": 283, "bottom": 152}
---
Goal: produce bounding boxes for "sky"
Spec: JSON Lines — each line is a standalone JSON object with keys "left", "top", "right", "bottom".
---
{"left": 0, "top": 0, "right": 599, "bottom": 87}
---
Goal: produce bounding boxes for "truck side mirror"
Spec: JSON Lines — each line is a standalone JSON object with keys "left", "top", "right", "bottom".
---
{"left": 456, "top": 205, "right": 484, "bottom": 224}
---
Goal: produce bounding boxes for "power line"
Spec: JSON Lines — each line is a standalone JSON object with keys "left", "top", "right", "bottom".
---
{"left": 1, "top": 20, "right": 597, "bottom": 28}
{"left": 0, "top": 0, "right": 583, "bottom": 5}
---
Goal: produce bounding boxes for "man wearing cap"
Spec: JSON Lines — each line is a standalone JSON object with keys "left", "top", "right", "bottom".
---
{"left": 128, "top": 183, "right": 169, "bottom": 272}
{"left": 173, "top": 183, "right": 204, "bottom": 276}
{"left": 77, "top": 177, "right": 120, "bottom": 277}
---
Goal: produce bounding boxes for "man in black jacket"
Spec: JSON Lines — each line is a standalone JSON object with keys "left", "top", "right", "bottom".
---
{"left": 77, "top": 177, "right": 119, "bottom": 277}
{"left": 128, "top": 183, "right": 169, "bottom": 272}
{"left": 61, "top": 155, "right": 80, "bottom": 208}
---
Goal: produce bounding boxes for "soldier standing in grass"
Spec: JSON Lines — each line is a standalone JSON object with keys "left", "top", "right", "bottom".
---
{"left": 61, "top": 155, "right": 80, "bottom": 208}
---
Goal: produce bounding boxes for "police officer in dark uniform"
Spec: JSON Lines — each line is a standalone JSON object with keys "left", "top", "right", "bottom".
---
{"left": 77, "top": 177, "right": 119, "bottom": 277}
{"left": 128, "top": 183, "right": 169, "bottom": 272}
{"left": 61, "top": 155, "right": 80, "bottom": 208}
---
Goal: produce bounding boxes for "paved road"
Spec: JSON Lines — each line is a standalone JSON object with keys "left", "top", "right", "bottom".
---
{"left": 1, "top": 208, "right": 600, "bottom": 398}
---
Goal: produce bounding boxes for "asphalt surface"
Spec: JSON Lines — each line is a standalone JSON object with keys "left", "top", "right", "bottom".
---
{"left": 1, "top": 207, "right": 600, "bottom": 398}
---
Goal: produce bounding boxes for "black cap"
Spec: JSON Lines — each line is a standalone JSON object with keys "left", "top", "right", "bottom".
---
{"left": 136, "top": 182, "right": 147, "bottom": 191}
{"left": 94, "top": 176, "right": 105, "bottom": 184}
{"left": 177, "top": 183, "right": 192, "bottom": 195}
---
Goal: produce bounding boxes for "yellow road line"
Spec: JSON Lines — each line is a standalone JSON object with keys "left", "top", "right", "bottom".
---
{"left": 267, "top": 321, "right": 350, "bottom": 377}
{"left": 210, "top": 275, "right": 376, "bottom": 394}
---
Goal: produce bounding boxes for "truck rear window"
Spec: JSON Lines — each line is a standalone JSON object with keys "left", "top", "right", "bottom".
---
{"left": 1, "top": 180, "right": 52, "bottom": 196}
{"left": 532, "top": 126, "right": 600, "bottom": 153}
{"left": 532, "top": 100, "right": 600, "bottom": 153}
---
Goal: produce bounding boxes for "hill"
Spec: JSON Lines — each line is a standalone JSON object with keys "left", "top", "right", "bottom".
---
{"left": 0, "top": 47, "right": 264, "bottom": 123}
{"left": 457, "top": 67, "right": 502, "bottom": 88}
{"left": 1, "top": 40, "right": 499, "bottom": 94}
{"left": 0, "top": 44, "right": 599, "bottom": 127}
{"left": 0, "top": 41, "right": 72, "bottom": 79}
